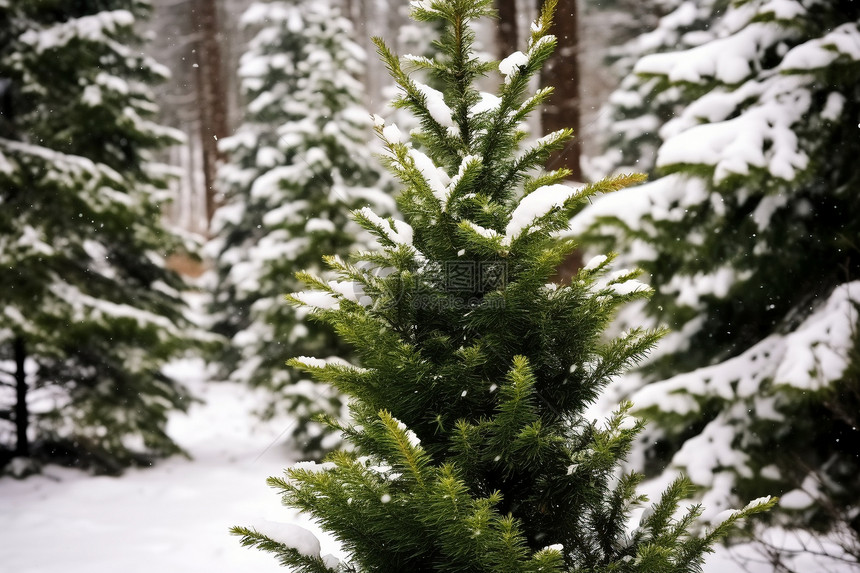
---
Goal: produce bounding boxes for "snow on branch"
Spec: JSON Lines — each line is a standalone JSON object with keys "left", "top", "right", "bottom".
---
{"left": 656, "top": 75, "right": 811, "bottom": 182}
{"left": 780, "top": 22, "right": 860, "bottom": 71}
{"left": 246, "top": 521, "right": 322, "bottom": 558}
{"left": 505, "top": 183, "right": 583, "bottom": 244}
{"left": 354, "top": 207, "right": 414, "bottom": 247}
{"left": 635, "top": 22, "right": 793, "bottom": 85}
{"left": 414, "top": 82, "right": 455, "bottom": 128}
{"left": 20, "top": 10, "right": 135, "bottom": 53}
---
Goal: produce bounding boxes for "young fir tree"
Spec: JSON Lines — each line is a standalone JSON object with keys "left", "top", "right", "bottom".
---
{"left": 0, "top": 0, "right": 196, "bottom": 474}
{"left": 231, "top": 1, "right": 775, "bottom": 569}
{"left": 209, "top": 0, "right": 393, "bottom": 453}
{"left": 575, "top": 0, "right": 860, "bottom": 555}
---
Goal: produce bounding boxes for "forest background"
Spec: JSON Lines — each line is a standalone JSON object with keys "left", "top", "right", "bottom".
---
{"left": 1, "top": 0, "right": 858, "bottom": 571}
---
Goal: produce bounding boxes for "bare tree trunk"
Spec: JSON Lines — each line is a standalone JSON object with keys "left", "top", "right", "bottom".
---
{"left": 540, "top": 0, "right": 582, "bottom": 282}
{"left": 191, "top": 0, "right": 229, "bottom": 231}
{"left": 14, "top": 336, "right": 29, "bottom": 458}
{"left": 495, "top": 0, "right": 518, "bottom": 60}
{"left": 496, "top": 0, "right": 519, "bottom": 60}
{"left": 342, "top": 0, "right": 355, "bottom": 23}
{"left": 539, "top": 0, "right": 581, "bottom": 182}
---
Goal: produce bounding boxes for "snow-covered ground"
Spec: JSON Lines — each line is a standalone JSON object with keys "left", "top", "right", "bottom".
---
{"left": 0, "top": 358, "right": 853, "bottom": 572}
{"left": 0, "top": 358, "right": 340, "bottom": 573}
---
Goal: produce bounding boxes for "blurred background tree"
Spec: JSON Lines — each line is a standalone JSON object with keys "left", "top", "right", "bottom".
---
{"left": 207, "top": 0, "right": 395, "bottom": 455}
{"left": 574, "top": 0, "right": 860, "bottom": 567}
{"left": 0, "top": 0, "right": 200, "bottom": 475}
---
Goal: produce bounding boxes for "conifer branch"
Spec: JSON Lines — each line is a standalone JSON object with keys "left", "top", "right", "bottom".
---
{"left": 230, "top": 527, "right": 335, "bottom": 573}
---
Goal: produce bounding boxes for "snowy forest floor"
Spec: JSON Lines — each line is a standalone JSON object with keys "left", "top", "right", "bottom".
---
{"left": 0, "top": 358, "right": 341, "bottom": 573}
{"left": 0, "top": 357, "right": 854, "bottom": 572}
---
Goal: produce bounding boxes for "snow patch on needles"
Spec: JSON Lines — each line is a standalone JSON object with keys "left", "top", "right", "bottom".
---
{"left": 357, "top": 207, "right": 414, "bottom": 246}
{"left": 743, "top": 495, "right": 774, "bottom": 512}
{"left": 292, "top": 290, "right": 340, "bottom": 310}
{"left": 774, "top": 281, "right": 860, "bottom": 389}
{"left": 528, "top": 35, "right": 555, "bottom": 57}
{"left": 382, "top": 124, "right": 406, "bottom": 144}
{"left": 583, "top": 255, "right": 608, "bottom": 272}
{"left": 328, "top": 280, "right": 369, "bottom": 306}
{"left": 609, "top": 280, "right": 649, "bottom": 296}
{"left": 714, "top": 495, "right": 776, "bottom": 523}
{"left": 499, "top": 51, "right": 527, "bottom": 83}
{"left": 414, "top": 82, "right": 455, "bottom": 128}
{"left": 19, "top": 225, "right": 54, "bottom": 256}
{"left": 408, "top": 148, "right": 450, "bottom": 204}
{"left": 470, "top": 92, "right": 501, "bottom": 115}
{"left": 464, "top": 221, "right": 501, "bottom": 240}
{"left": 821, "top": 92, "right": 845, "bottom": 122}
{"left": 250, "top": 521, "right": 322, "bottom": 558}
{"left": 752, "top": 194, "right": 789, "bottom": 231}
{"left": 294, "top": 356, "right": 329, "bottom": 369}
{"left": 403, "top": 54, "right": 435, "bottom": 67}
{"left": 392, "top": 416, "right": 421, "bottom": 448}
{"left": 505, "top": 183, "right": 583, "bottom": 243}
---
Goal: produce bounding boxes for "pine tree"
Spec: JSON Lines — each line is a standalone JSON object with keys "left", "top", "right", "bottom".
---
{"left": 0, "top": 0, "right": 197, "bottom": 474}
{"left": 209, "top": 0, "right": 393, "bottom": 454}
{"left": 575, "top": 0, "right": 860, "bottom": 555}
{"left": 231, "top": 1, "right": 775, "bottom": 569}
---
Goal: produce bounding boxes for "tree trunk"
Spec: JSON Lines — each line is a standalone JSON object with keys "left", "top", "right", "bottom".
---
{"left": 540, "top": 0, "right": 583, "bottom": 281}
{"left": 539, "top": 0, "right": 581, "bottom": 182}
{"left": 191, "top": 0, "right": 229, "bottom": 231}
{"left": 342, "top": 0, "right": 355, "bottom": 23}
{"left": 14, "top": 336, "right": 29, "bottom": 457}
{"left": 495, "top": 0, "right": 518, "bottom": 60}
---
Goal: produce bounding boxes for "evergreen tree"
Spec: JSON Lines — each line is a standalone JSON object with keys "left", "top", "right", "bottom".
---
{"left": 0, "top": 0, "right": 196, "bottom": 474}
{"left": 231, "top": 1, "right": 774, "bottom": 569}
{"left": 575, "top": 0, "right": 860, "bottom": 555}
{"left": 209, "top": 0, "right": 393, "bottom": 454}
